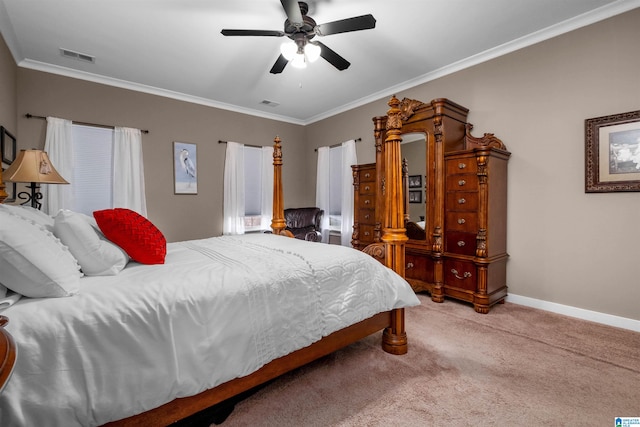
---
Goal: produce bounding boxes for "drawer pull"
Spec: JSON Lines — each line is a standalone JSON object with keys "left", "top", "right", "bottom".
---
{"left": 364, "top": 231, "right": 370, "bottom": 236}
{"left": 457, "top": 241, "right": 465, "bottom": 247}
{"left": 364, "top": 199, "right": 371, "bottom": 205}
{"left": 364, "top": 214, "right": 370, "bottom": 220}
{"left": 458, "top": 198, "right": 466, "bottom": 204}
{"left": 364, "top": 185, "right": 371, "bottom": 191}
{"left": 364, "top": 173, "right": 371, "bottom": 178}
{"left": 458, "top": 163, "right": 467, "bottom": 169}
{"left": 406, "top": 262, "right": 414, "bottom": 269}
{"left": 451, "top": 269, "right": 471, "bottom": 280}
{"left": 458, "top": 179, "right": 466, "bottom": 186}
{"left": 457, "top": 218, "right": 466, "bottom": 224}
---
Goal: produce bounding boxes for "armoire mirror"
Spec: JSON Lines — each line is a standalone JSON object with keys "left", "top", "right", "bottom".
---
{"left": 401, "top": 132, "right": 427, "bottom": 241}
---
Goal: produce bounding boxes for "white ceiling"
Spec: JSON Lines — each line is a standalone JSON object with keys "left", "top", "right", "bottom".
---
{"left": 1, "top": 0, "right": 638, "bottom": 125}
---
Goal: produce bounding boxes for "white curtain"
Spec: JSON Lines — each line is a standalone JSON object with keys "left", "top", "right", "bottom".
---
{"left": 340, "top": 140, "right": 357, "bottom": 246}
{"left": 43, "top": 117, "right": 74, "bottom": 215}
{"left": 260, "top": 146, "right": 274, "bottom": 230}
{"left": 113, "top": 127, "right": 147, "bottom": 216}
{"left": 223, "top": 141, "right": 245, "bottom": 235}
{"left": 315, "top": 146, "right": 330, "bottom": 243}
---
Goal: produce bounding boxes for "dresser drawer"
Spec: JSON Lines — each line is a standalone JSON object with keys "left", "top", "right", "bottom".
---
{"left": 359, "top": 196, "right": 375, "bottom": 209}
{"left": 358, "top": 224, "right": 376, "bottom": 241}
{"left": 446, "top": 173, "right": 478, "bottom": 191}
{"left": 358, "top": 208, "right": 375, "bottom": 225}
{"left": 446, "top": 191, "right": 478, "bottom": 211}
{"left": 405, "top": 252, "right": 435, "bottom": 283}
{"left": 359, "top": 169, "right": 375, "bottom": 183}
{"left": 359, "top": 182, "right": 375, "bottom": 196}
{"left": 446, "top": 158, "right": 477, "bottom": 175}
{"left": 444, "top": 259, "right": 476, "bottom": 291}
{"left": 445, "top": 231, "right": 476, "bottom": 256}
{"left": 446, "top": 211, "right": 477, "bottom": 232}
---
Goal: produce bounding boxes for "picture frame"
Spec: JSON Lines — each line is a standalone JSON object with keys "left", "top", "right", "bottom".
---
{"left": 585, "top": 110, "right": 640, "bottom": 192}
{"left": 173, "top": 141, "right": 198, "bottom": 194}
{"left": 1, "top": 126, "right": 16, "bottom": 165}
{"left": 408, "top": 175, "right": 422, "bottom": 188}
{"left": 409, "top": 190, "right": 422, "bottom": 203}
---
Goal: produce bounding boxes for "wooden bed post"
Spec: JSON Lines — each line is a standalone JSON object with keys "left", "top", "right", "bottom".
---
{"left": 381, "top": 95, "right": 409, "bottom": 355}
{"left": 271, "top": 136, "right": 287, "bottom": 235}
{"left": 0, "top": 167, "right": 7, "bottom": 203}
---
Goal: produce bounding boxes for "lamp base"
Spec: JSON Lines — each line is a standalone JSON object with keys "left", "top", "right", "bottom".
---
{"left": 16, "top": 182, "right": 42, "bottom": 210}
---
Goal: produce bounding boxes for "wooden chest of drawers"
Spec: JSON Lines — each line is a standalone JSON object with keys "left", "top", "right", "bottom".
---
{"left": 442, "top": 148, "right": 510, "bottom": 312}
{"left": 351, "top": 163, "right": 380, "bottom": 250}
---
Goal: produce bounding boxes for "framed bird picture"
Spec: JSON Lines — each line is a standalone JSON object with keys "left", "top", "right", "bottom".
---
{"left": 173, "top": 141, "right": 198, "bottom": 194}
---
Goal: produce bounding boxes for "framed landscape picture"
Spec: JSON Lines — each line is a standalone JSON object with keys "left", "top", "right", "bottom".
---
{"left": 585, "top": 110, "right": 640, "bottom": 192}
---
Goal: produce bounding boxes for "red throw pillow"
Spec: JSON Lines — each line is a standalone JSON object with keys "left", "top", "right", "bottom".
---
{"left": 93, "top": 208, "right": 166, "bottom": 265}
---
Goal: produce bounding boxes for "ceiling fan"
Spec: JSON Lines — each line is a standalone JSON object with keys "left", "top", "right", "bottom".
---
{"left": 221, "top": 0, "right": 376, "bottom": 74}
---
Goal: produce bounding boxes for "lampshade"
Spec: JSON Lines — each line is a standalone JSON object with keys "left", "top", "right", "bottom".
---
{"left": 3, "top": 149, "right": 69, "bottom": 184}
{"left": 305, "top": 43, "right": 321, "bottom": 63}
{"left": 291, "top": 53, "right": 307, "bottom": 69}
{"left": 280, "top": 41, "right": 297, "bottom": 61}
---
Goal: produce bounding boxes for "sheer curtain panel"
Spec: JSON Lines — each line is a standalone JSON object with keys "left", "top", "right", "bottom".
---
{"left": 315, "top": 146, "right": 331, "bottom": 243}
{"left": 260, "top": 146, "right": 274, "bottom": 230}
{"left": 113, "top": 127, "right": 147, "bottom": 216}
{"left": 43, "top": 117, "right": 74, "bottom": 214}
{"left": 340, "top": 140, "right": 357, "bottom": 246}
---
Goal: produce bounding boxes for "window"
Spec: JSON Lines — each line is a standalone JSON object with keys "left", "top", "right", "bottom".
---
{"left": 70, "top": 124, "right": 114, "bottom": 215}
{"left": 243, "top": 146, "right": 263, "bottom": 231}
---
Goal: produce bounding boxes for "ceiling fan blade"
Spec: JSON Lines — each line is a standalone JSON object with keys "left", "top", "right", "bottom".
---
{"left": 316, "top": 41, "right": 350, "bottom": 71}
{"left": 280, "top": 0, "right": 303, "bottom": 26}
{"left": 221, "top": 29, "right": 285, "bottom": 37}
{"left": 315, "top": 14, "right": 376, "bottom": 36}
{"left": 270, "top": 54, "right": 289, "bottom": 74}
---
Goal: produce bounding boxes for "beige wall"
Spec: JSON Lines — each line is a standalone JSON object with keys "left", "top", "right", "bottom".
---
{"left": 308, "top": 9, "right": 640, "bottom": 321}
{"left": 0, "top": 33, "right": 16, "bottom": 147}
{"left": 14, "top": 69, "right": 307, "bottom": 242}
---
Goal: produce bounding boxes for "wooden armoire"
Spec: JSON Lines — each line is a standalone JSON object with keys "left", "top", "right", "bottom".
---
{"left": 352, "top": 97, "right": 510, "bottom": 313}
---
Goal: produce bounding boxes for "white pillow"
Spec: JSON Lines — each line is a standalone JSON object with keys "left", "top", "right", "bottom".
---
{"left": 54, "top": 210, "right": 129, "bottom": 276}
{"left": 0, "top": 209, "right": 82, "bottom": 298}
{"left": 0, "top": 204, "right": 55, "bottom": 231}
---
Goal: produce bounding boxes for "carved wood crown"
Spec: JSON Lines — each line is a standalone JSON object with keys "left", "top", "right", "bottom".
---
{"left": 399, "top": 98, "right": 427, "bottom": 122}
{"left": 464, "top": 123, "right": 507, "bottom": 150}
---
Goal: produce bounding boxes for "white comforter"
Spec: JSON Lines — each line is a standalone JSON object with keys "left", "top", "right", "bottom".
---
{"left": 0, "top": 234, "right": 419, "bottom": 426}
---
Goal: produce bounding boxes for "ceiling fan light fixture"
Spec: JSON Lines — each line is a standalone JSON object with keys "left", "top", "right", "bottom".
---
{"left": 280, "top": 41, "right": 297, "bottom": 61}
{"left": 291, "top": 52, "right": 307, "bottom": 69}
{"left": 305, "top": 42, "right": 321, "bottom": 63}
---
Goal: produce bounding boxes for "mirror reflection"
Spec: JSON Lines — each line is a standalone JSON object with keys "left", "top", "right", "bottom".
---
{"left": 402, "top": 132, "right": 427, "bottom": 240}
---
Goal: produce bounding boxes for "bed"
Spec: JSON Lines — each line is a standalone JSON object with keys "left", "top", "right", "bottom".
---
{"left": 0, "top": 127, "right": 418, "bottom": 426}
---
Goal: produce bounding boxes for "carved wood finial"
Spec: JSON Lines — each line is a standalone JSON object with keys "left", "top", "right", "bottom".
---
{"left": 273, "top": 135, "right": 282, "bottom": 164}
{"left": 386, "top": 95, "right": 403, "bottom": 131}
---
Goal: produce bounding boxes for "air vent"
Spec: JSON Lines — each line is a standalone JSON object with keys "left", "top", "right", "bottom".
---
{"left": 60, "top": 48, "right": 95, "bottom": 63}
{"left": 260, "top": 100, "right": 280, "bottom": 107}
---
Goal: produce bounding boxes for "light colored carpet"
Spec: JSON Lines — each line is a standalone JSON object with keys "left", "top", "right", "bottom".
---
{"left": 222, "top": 294, "right": 640, "bottom": 426}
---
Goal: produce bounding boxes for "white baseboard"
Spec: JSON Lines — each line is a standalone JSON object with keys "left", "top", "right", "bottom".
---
{"left": 506, "top": 294, "right": 640, "bottom": 333}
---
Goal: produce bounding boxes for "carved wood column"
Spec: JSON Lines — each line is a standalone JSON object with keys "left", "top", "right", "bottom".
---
{"left": 380, "top": 96, "right": 409, "bottom": 355}
{"left": 0, "top": 167, "right": 7, "bottom": 203}
{"left": 270, "top": 136, "right": 286, "bottom": 235}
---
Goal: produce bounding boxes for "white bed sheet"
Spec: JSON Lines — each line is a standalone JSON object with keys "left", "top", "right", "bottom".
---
{"left": 0, "top": 233, "right": 419, "bottom": 426}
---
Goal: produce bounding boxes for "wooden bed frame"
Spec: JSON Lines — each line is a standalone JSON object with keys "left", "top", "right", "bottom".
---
{"left": 0, "top": 98, "right": 410, "bottom": 426}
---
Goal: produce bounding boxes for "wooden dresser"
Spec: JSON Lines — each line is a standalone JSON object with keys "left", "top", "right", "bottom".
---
{"left": 351, "top": 163, "right": 378, "bottom": 250}
{"left": 353, "top": 97, "right": 510, "bottom": 313}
